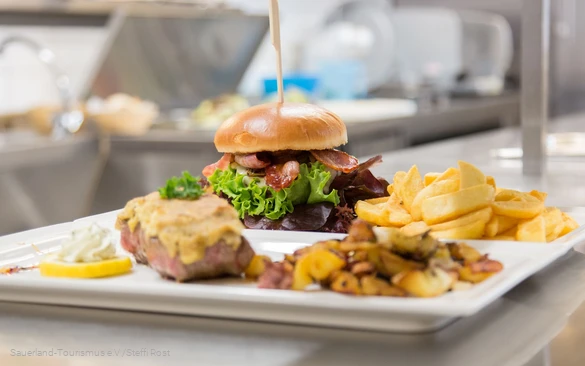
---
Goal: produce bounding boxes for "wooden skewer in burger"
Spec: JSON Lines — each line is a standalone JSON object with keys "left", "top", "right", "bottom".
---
{"left": 202, "top": 0, "right": 389, "bottom": 233}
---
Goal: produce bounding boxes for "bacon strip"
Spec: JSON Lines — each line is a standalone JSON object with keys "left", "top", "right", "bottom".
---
{"left": 265, "top": 160, "right": 300, "bottom": 191}
{"left": 234, "top": 153, "right": 270, "bottom": 169}
{"left": 202, "top": 153, "right": 234, "bottom": 177}
{"left": 310, "top": 149, "right": 359, "bottom": 173}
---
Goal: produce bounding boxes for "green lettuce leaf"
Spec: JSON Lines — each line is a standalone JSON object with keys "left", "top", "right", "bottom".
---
{"left": 208, "top": 162, "right": 339, "bottom": 220}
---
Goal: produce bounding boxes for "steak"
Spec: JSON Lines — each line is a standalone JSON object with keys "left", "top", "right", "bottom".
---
{"left": 119, "top": 222, "right": 255, "bottom": 282}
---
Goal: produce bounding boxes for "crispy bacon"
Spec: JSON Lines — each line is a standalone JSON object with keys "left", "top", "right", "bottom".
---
{"left": 234, "top": 153, "right": 270, "bottom": 169}
{"left": 265, "top": 160, "right": 300, "bottom": 191}
{"left": 310, "top": 149, "right": 359, "bottom": 173}
{"left": 202, "top": 153, "right": 234, "bottom": 177}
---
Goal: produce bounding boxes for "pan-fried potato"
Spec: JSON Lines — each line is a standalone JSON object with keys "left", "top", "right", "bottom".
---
{"left": 516, "top": 215, "right": 546, "bottom": 242}
{"left": 431, "top": 220, "right": 486, "bottom": 240}
{"left": 411, "top": 178, "right": 460, "bottom": 221}
{"left": 396, "top": 165, "right": 424, "bottom": 213}
{"left": 424, "top": 172, "right": 442, "bottom": 186}
{"left": 459, "top": 258, "right": 503, "bottom": 283}
{"left": 292, "top": 250, "right": 346, "bottom": 290}
{"left": 486, "top": 176, "right": 496, "bottom": 189}
{"left": 387, "top": 229, "right": 438, "bottom": 260}
{"left": 244, "top": 255, "right": 271, "bottom": 279}
{"left": 378, "top": 249, "right": 425, "bottom": 276}
{"left": 446, "top": 242, "right": 483, "bottom": 262}
{"left": 458, "top": 161, "right": 486, "bottom": 189}
{"left": 422, "top": 184, "right": 495, "bottom": 225}
{"left": 266, "top": 220, "right": 503, "bottom": 298}
{"left": 330, "top": 271, "right": 361, "bottom": 295}
{"left": 360, "top": 276, "right": 407, "bottom": 297}
{"left": 430, "top": 207, "right": 492, "bottom": 232}
{"left": 386, "top": 183, "right": 394, "bottom": 196}
{"left": 392, "top": 267, "right": 457, "bottom": 298}
{"left": 492, "top": 200, "right": 544, "bottom": 219}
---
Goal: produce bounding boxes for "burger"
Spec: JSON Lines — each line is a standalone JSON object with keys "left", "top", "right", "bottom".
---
{"left": 202, "top": 102, "right": 389, "bottom": 233}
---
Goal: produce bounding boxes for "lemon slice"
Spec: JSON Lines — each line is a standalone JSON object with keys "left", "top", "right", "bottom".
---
{"left": 40, "top": 256, "right": 133, "bottom": 279}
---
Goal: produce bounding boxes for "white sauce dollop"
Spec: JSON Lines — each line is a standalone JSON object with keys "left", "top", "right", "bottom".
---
{"left": 56, "top": 224, "right": 116, "bottom": 263}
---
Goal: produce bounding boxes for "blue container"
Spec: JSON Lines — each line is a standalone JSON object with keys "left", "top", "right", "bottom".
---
{"left": 262, "top": 74, "right": 319, "bottom": 99}
{"left": 318, "top": 60, "right": 368, "bottom": 100}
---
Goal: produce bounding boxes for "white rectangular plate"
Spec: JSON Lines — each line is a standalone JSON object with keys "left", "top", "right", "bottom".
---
{"left": 0, "top": 210, "right": 584, "bottom": 333}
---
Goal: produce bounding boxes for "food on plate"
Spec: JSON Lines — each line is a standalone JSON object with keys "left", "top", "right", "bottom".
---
{"left": 256, "top": 220, "right": 503, "bottom": 297}
{"left": 202, "top": 102, "right": 389, "bottom": 233}
{"left": 85, "top": 93, "right": 159, "bottom": 136}
{"left": 39, "top": 224, "right": 132, "bottom": 279}
{"left": 191, "top": 94, "right": 250, "bottom": 128}
{"left": 116, "top": 172, "right": 254, "bottom": 282}
{"left": 355, "top": 161, "right": 579, "bottom": 242}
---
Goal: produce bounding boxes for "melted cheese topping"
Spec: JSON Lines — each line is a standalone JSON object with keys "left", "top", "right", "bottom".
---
{"left": 116, "top": 193, "right": 244, "bottom": 264}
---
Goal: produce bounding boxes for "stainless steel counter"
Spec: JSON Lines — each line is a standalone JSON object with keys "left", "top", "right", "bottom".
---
{"left": 2, "top": 113, "right": 585, "bottom": 366}
{"left": 0, "top": 133, "right": 103, "bottom": 235}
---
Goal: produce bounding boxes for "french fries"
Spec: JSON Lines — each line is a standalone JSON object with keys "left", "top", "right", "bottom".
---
{"left": 422, "top": 184, "right": 494, "bottom": 225}
{"left": 258, "top": 220, "right": 503, "bottom": 298}
{"left": 355, "top": 160, "right": 579, "bottom": 242}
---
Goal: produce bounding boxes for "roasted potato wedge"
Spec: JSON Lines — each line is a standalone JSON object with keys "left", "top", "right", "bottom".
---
{"left": 495, "top": 189, "right": 540, "bottom": 203}
{"left": 434, "top": 167, "right": 459, "bottom": 182}
{"left": 559, "top": 213, "right": 580, "bottom": 237}
{"left": 458, "top": 161, "right": 486, "bottom": 189}
{"left": 364, "top": 197, "right": 391, "bottom": 205}
{"left": 422, "top": 184, "right": 495, "bottom": 225}
{"left": 355, "top": 201, "right": 392, "bottom": 227}
{"left": 411, "top": 178, "right": 460, "bottom": 221}
{"left": 495, "top": 215, "right": 519, "bottom": 235}
{"left": 529, "top": 190, "right": 548, "bottom": 202}
{"left": 429, "top": 207, "right": 492, "bottom": 232}
{"left": 424, "top": 172, "right": 442, "bottom": 186}
{"left": 516, "top": 215, "right": 546, "bottom": 242}
{"left": 431, "top": 220, "right": 486, "bottom": 240}
{"left": 484, "top": 214, "right": 499, "bottom": 238}
{"left": 400, "top": 221, "right": 431, "bottom": 236}
{"left": 543, "top": 207, "right": 563, "bottom": 242}
{"left": 492, "top": 200, "right": 544, "bottom": 219}
{"left": 396, "top": 165, "right": 425, "bottom": 213}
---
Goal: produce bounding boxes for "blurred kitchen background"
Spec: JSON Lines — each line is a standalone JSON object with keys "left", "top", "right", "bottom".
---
{"left": 0, "top": 0, "right": 580, "bottom": 234}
